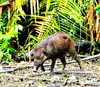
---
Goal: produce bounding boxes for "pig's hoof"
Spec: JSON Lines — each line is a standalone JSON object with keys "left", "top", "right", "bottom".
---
{"left": 50, "top": 72, "right": 55, "bottom": 75}
{"left": 33, "top": 70, "right": 37, "bottom": 72}
{"left": 33, "top": 66, "right": 38, "bottom": 72}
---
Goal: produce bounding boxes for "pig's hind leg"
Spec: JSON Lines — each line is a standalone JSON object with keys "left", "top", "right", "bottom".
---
{"left": 74, "top": 56, "right": 82, "bottom": 69}
{"left": 40, "top": 57, "right": 50, "bottom": 71}
{"left": 69, "top": 50, "right": 82, "bottom": 69}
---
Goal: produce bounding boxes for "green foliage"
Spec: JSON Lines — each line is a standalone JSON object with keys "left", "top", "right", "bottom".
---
{"left": 91, "top": 41, "right": 100, "bottom": 55}
{"left": 0, "top": 0, "right": 99, "bottom": 61}
{"left": 23, "top": 0, "right": 90, "bottom": 52}
{"left": 0, "top": 0, "right": 6, "bottom": 4}
{"left": 95, "top": 3, "right": 100, "bottom": 14}
{"left": 0, "top": 37, "right": 16, "bottom": 62}
{"left": 0, "top": 0, "right": 25, "bottom": 61}
{"left": 31, "top": 0, "right": 88, "bottom": 41}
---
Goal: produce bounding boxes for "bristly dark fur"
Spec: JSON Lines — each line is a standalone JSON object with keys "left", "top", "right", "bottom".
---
{"left": 33, "top": 32, "right": 82, "bottom": 72}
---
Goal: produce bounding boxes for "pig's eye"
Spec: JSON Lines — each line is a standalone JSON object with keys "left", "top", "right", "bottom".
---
{"left": 37, "top": 57, "right": 41, "bottom": 60}
{"left": 36, "top": 57, "right": 40, "bottom": 60}
{"left": 63, "top": 36, "right": 67, "bottom": 39}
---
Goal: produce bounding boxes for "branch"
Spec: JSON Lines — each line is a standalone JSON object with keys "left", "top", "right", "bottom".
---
{"left": 0, "top": 69, "right": 14, "bottom": 73}
{"left": 76, "top": 82, "right": 100, "bottom": 86}
{"left": 64, "top": 81, "right": 100, "bottom": 86}
{"left": 1, "top": 65, "right": 34, "bottom": 73}
{"left": 0, "top": 0, "right": 13, "bottom": 7}
{"left": 81, "top": 53, "right": 100, "bottom": 61}
{"left": 40, "top": 70, "right": 93, "bottom": 75}
{"left": 0, "top": 73, "right": 38, "bottom": 80}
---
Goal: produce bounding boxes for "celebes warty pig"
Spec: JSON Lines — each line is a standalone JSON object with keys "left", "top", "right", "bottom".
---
{"left": 32, "top": 32, "right": 82, "bottom": 72}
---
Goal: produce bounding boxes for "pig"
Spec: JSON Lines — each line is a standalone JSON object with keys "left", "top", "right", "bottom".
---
{"left": 33, "top": 32, "right": 82, "bottom": 72}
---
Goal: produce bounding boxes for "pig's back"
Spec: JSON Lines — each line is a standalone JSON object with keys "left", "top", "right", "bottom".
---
{"left": 36, "top": 32, "right": 65, "bottom": 47}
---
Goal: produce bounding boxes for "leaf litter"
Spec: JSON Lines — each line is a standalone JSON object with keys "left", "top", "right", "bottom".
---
{"left": 0, "top": 59, "right": 100, "bottom": 87}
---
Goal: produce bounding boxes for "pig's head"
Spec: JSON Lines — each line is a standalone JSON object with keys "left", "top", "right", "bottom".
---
{"left": 33, "top": 57, "right": 42, "bottom": 72}
{"left": 53, "top": 33, "right": 71, "bottom": 50}
{"left": 33, "top": 47, "right": 47, "bottom": 72}
{"left": 33, "top": 61, "right": 40, "bottom": 72}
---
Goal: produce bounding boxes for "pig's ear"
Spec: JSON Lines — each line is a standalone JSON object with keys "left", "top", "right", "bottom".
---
{"left": 43, "top": 46, "right": 47, "bottom": 55}
{"left": 63, "top": 36, "right": 67, "bottom": 39}
{"left": 49, "top": 42, "right": 54, "bottom": 46}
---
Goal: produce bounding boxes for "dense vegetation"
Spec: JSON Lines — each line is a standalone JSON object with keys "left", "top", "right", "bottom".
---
{"left": 0, "top": 0, "right": 100, "bottom": 62}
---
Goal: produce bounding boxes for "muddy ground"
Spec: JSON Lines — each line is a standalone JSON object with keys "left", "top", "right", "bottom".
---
{"left": 0, "top": 58, "right": 100, "bottom": 87}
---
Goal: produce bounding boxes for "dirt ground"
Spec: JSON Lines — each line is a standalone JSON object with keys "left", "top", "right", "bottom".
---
{"left": 0, "top": 59, "right": 100, "bottom": 87}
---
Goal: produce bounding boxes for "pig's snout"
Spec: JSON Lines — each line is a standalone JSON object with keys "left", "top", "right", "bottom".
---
{"left": 33, "top": 61, "right": 40, "bottom": 72}
{"left": 33, "top": 66, "right": 38, "bottom": 72}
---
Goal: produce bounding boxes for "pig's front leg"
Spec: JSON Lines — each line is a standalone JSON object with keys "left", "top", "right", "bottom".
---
{"left": 51, "top": 58, "right": 57, "bottom": 72}
{"left": 41, "top": 62, "right": 45, "bottom": 71}
{"left": 60, "top": 56, "right": 66, "bottom": 70}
